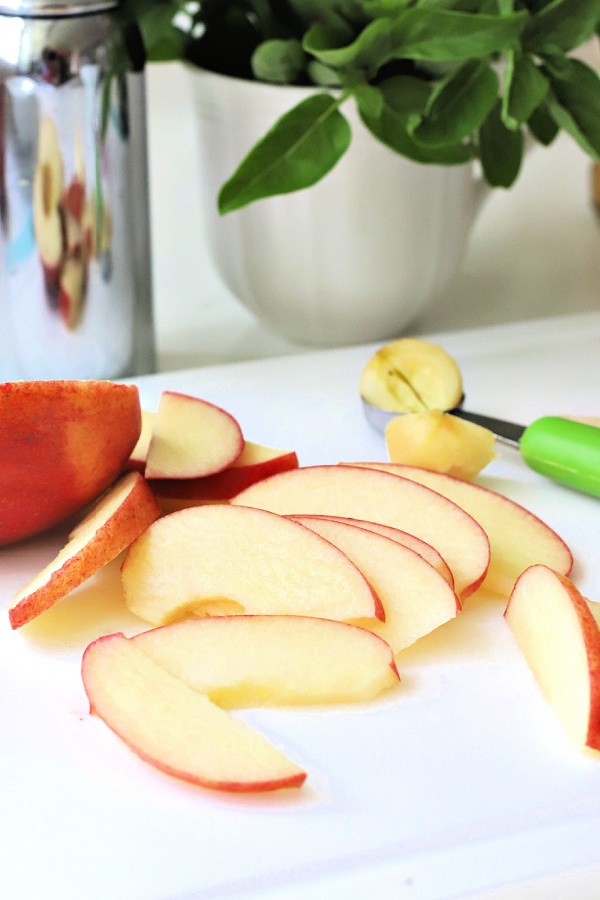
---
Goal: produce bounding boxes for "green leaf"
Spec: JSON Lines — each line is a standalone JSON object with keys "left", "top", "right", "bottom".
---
{"left": 251, "top": 39, "right": 306, "bottom": 83}
{"left": 303, "top": 9, "right": 528, "bottom": 70}
{"left": 409, "top": 59, "right": 499, "bottom": 146}
{"left": 502, "top": 51, "right": 549, "bottom": 129}
{"left": 523, "top": 0, "right": 600, "bottom": 54}
{"left": 360, "top": 74, "right": 474, "bottom": 163}
{"left": 542, "top": 56, "right": 600, "bottom": 159}
{"left": 527, "top": 99, "right": 559, "bottom": 145}
{"left": 218, "top": 93, "right": 352, "bottom": 214}
{"left": 479, "top": 100, "right": 524, "bottom": 187}
{"left": 351, "top": 82, "right": 385, "bottom": 118}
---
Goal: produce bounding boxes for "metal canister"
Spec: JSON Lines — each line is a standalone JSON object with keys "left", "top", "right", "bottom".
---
{"left": 0, "top": 0, "right": 156, "bottom": 379}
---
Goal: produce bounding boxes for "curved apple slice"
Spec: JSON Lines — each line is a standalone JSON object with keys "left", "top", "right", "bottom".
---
{"left": 9, "top": 472, "right": 160, "bottom": 629}
{"left": 290, "top": 517, "right": 460, "bottom": 653}
{"left": 309, "top": 515, "right": 454, "bottom": 588}
{"left": 231, "top": 466, "right": 490, "bottom": 601}
{"left": 132, "top": 615, "right": 399, "bottom": 708}
{"left": 121, "top": 504, "right": 383, "bottom": 626}
{"left": 125, "top": 410, "right": 155, "bottom": 473}
{"left": 505, "top": 566, "right": 600, "bottom": 750}
{"left": 82, "top": 633, "right": 306, "bottom": 793}
{"left": 144, "top": 391, "right": 244, "bottom": 480}
{"left": 348, "top": 463, "right": 572, "bottom": 597}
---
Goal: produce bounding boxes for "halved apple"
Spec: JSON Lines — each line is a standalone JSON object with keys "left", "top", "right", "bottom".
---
{"left": 82, "top": 633, "right": 306, "bottom": 792}
{"left": 349, "top": 463, "right": 573, "bottom": 597}
{"left": 121, "top": 503, "right": 383, "bottom": 626}
{"left": 0, "top": 380, "right": 142, "bottom": 545}
{"left": 8, "top": 472, "right": 160, "bottom": 629}
{"left": 144, "top": 391, "right": 244, "bottom": 480}
{"left": 312, "top": 515, "right": 454, "bottom": 588}
{"left": 231, "top": 465, "right": 490, "bottom": 600}
{"left": 290, "top": 516, "right": 460, "bottom": 653}
{"left": 148, "top": 440, "right": 299, "bottom": 504}
{"left": 505, "top": 565, "right": 600, "bottom": 750}
{"left": 132, "top": 615, "right": 399, "bottom": 708}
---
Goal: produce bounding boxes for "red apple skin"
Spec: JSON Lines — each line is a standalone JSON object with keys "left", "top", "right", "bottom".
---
{"left": 8, "top": 473, "right": 160, "bottom": 629}
{"left": 149, "top": 449, "right": 299, "bottom": 502}
{"left": 0, "top": 381, "right": 142, "bottom": 545}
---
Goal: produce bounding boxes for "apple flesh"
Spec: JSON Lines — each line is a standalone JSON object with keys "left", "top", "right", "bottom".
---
{"left": 82, "top": 633, "right": 306, "bottom": 792}
{"left": 314, "top": 516, "right": 454, "bottom": 588}
{"left": 32, "top": 162, "right": 64, "bottom": 303}
{"left": 290, "top": 516, "right": 460, "bottom": 652}
{"left": 132, "top": 615, "right": 399, "bottom": 708}
{"left": 144, "top": 391, "right": 244, "bottom": 480}
{"left": 0, "top": 380, "right": 142, "bottom": 545}
{"left": 58, "top": 253, "right": 87, "bottom": 330}
{"left": 505, "top": 565, "right": 600, "bottom": 750}
{"left": 149, "top": 440, "right": 299, "bottom": 506}
{"left": 231, "top": 465, "right": 490, "bottom": 601}
{"left": 121, "top": 503, "right": 383, "bottom": 626}
{"left": 125, "top": 410, "right": 155, "bottom": 473}
{"left": 359, "top": 338, "right": 463, "bottom": 414}
{"left": 385, "top": 410, "right": 496, "bottom": 480}
{"left": 9, "top": 472, "right": 160, "bottom": 629}
{"left": 349, "top": 463, "right": 573, "bottom": 597}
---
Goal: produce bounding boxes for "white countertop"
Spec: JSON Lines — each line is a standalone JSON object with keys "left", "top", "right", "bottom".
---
{"left": 145, "top": 62, "right": 600, "bottom": 373}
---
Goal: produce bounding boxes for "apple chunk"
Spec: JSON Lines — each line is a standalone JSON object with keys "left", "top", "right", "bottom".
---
{"left": 82, "top": 633, "right": 306, "bottom": 792}
{"left": 8, "top": 472, "right": 160, "bottom": 629}
{"left": 350, "top": 463, "right": 572, "bottom": 597}
{"left": 125, "top": 410, "right": 155, "bottom": 473}
{"left": 144, "top": 391, "right": 243, "bottom": 479}
{"left": 505, "top": 566, "right": 600, "bottom": 750}
{"left": 121, "top": 504, "right": 383, "bottom": 626}
{"left": 0, "top": 380, "right": 142, "bottom": 545}
{"left": 290, "top": 517, "right": 460, "bottom": 653}
{"left": 133, "top": 615, "right": 399, "bottom": 708}
{"left": 149, "top": 440, "right": 299, "bottom": 505}
{"left": 231, "top": 465, "right": 490, "bottom": 601}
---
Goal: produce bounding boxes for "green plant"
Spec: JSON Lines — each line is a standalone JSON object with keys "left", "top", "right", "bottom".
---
{"left": 122, "top": 0, "right": 600, "bottom": 211}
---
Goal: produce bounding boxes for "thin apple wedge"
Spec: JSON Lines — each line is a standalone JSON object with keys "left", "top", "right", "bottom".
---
{"left": 133, "top": 615, "right": 399, "bottom": 708}
{"left": 348, "top": 463, "right": 572, "bottom": 596}
{"left": 231, "top": 465, "right": 490, "bottom": 600}
{"left": 505, "top": 566, "right": 600, "bottom": 750}
{"left": 312, "top": 515, "right": 454, "bottom": 588}
{"left": 125, "top": 410, "right": 155, "bottom": 473}
{"left": 82, "top": 633, "right": 306, "bottom": 792}
{"left": 148, "top": 440, "right": 299, "bottom": 505}
{"left": 290, "top": 517, "right": 460, "bottom": 653}
{"left": 144, "top": 391, "right": 243, "bottom": 479}
{"left": 121, "top": 504, "right": 383, "bottom": 626}
{"left": 9, "top": 472, "right": 160, "bottom": 629}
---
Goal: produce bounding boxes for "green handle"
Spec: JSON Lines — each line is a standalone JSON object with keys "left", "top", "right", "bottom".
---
{"left": 520, "top": 416, "right": 600, "bottom": 497}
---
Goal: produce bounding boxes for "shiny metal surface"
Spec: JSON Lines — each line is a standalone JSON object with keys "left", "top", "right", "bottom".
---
{"left": 0, "top": 0, "right": 117, "bottom": 18}
{"left": 0, "top": 5, "right": 155, "bottom": 379}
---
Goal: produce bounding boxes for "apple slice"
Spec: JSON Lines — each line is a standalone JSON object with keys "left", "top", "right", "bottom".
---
{"left": 0, "top": 379, "right": 142, "bottom": 545}
{"left": 144, "top": 391, "right": 244, "bottom": 480}
{"left": 33, "top": 162, "right": 64, "bottom": 301}
{"left": 290, "top": 516, "right": 460, "bottom": 652}
{"left": 121, "top": 503, "right": 383, "bottom": 626}
{"left": 349, "top": 463, "right": 572, "bottom": 597}
{"left": 37, "top": 116, "right": 64, "bottom": 206}
{"left": 148, "top": 440, "right": 299, "bottom": 504}
{"left": 133, "top": 615, "right": 399, "bottom": 708}
{"left": 505, "top": 565, "right": 600, "bottom": 750}
{"left": 9, "top": 472, "right": 160, "bottom": 629}
{"left": 82, "top": 633, "right": 306, "bottom": 792}
{"left": 311, "top": 515, "right": 454, "bottom": 588}
{"left": 58, "top": 253, "right": 87, "bottom": 330}
{"left": 125, "top": 410, "right": 155, "bottom": 473}
{"left": 231, "top": 465, "right": 490, "bottom": 600}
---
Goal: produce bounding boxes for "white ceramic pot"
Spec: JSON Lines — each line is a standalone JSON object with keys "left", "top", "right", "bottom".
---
{"left": 189, "top": 67, "right": 490, "bottom": 347}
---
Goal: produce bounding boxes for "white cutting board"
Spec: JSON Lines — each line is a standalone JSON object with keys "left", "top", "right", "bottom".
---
{"left": 2, "top": 312, "right": 600, "bottom": 900}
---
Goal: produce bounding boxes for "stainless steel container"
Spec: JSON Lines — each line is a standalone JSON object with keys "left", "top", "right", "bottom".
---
{"left": 0, "top": 0, "right": 156, "bottom": 379}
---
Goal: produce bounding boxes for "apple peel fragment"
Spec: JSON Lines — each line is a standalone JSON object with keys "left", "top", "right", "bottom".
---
{"left": 132, "top": 615, "right": 399, "bottom": 708}
{"left": 505, "top": 565, "right": 600, "bottom": 751}
{"left": 121, "top": 503, "right": 383, "bottom": 626}
{"left": 9, "top": 472, "right": 160, "bottom": 629}
{"left": 82, "top": 633, "right": 307, "bottom": 793}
